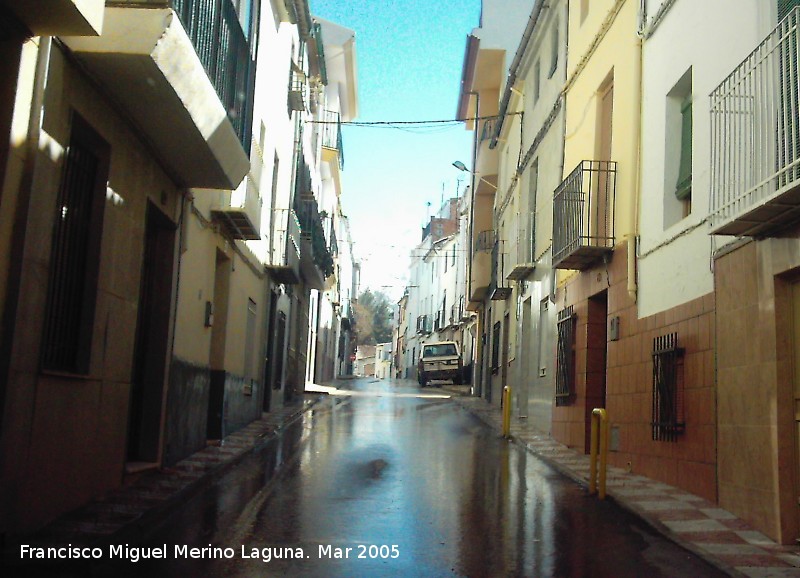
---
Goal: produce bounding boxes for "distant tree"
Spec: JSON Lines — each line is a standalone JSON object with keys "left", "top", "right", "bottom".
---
{"left": 355, "top": 289, "right": 393, "bottom": 345}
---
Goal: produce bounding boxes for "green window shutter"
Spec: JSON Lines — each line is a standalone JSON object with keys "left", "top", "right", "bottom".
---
{"left": 779, "top": 0, "right": 800, "bottom": 20}
{"left": 675, "top": 95, "right": 692, "bottom": 201}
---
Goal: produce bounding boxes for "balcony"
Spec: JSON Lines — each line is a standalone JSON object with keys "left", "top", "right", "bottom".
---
{"left": 62, "top": 0, "right": 252, "bottom": 190}
{"left": 489, "top": 241, "right": 512, "bottom": 300}
{"left": 416, "top": 315, "right": 432, "bottom": 335}
{"left": 553, "top": 160, "right": 617, "bottom": 270}
{"left": 296, "top": 196, "right": 334, "bottom": 291}
{"left": 507, "top": 211, "right": 536, "bottom": 281}
{"left": 3, "top": 0, "right": 104, "bottom": 36}
{"left": 710, "top": 8, "right": 800, "bottom": 237}
{"left": 211, "top": 138, "right": 263, "bottom": 240}
{"left": 321, "top": 109, "right": 344, "bottom": 171}
{"left": 475, "top": 118, "right": 499, "bottom": 188}
{"left": 265, "top": 209, "right": 301, "bottom": 285}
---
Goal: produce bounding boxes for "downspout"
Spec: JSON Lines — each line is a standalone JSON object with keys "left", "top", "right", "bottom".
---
{"left": 490, "top": 0, "right": 546, "bottom": 149}
{"left": 628, "top": 0, "right": 646, "bottom": 304}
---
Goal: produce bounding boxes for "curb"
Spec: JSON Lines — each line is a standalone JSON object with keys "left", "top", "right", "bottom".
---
{"left": 450, "top": 395, "right": 798, "bottom": 578}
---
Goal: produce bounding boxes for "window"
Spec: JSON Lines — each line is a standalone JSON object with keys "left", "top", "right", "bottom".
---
{"left": 533, "top": 60, "right": 541, "bottom": 104}
{"left": 491, "top": 321, "right": 501, "bottom": 375}
{"left": 779, "top": 0, "right": 800, "bottom": 19}
{"left": 41, "top": 113, "right": 110, "bottom": 373}
{"left": 555, "top": 306, "right": 575, "bottom": 405}
{"left": 451, "top": 246, "right": 456, "bottom": 266}
{"left": 664, "top": 68, "right": 693, "bottom": 226}
{"left": 651, "top": 333, "right": 685, "bottom": 441}
{"left": 548, "top": 24, "right": 559, "bottom": 78}
{"left": 675, "top": 94, "right": 693, "bottom": 204}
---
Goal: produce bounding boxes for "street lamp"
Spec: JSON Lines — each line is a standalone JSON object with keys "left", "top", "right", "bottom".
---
{"left": 452, "top": 160, "right": 498, "bottom": 190}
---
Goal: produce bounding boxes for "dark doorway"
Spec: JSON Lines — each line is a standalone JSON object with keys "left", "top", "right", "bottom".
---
{"left": 128, "top": 201, "right": 176, "bottom": 463}
{"left": 207, "top": 250, "right": 230, "bottom": 440}
{"left": 584, "top": 290, "right": 608, "bottom": 451}
{"left": 263, "top": 291, "right": 279, "bottom": 412}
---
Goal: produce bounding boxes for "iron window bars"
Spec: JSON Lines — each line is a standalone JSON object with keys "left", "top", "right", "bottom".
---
{"left": 555, "top": 305, "right": 576, "bottom": 406}
{"left": 651, "top": 332, "right": 686, "bottom": 442}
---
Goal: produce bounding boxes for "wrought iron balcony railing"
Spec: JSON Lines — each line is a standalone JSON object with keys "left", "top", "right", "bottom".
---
{"left": 553, "top": 160, "right": 617, "bottom": 270}
{"left": 710, "top": 7, "right": 800, "bottom": 237}
{"left": 172, "top": 0, "right": 254, "bottom": 153}
{"left": 475, "top": 229, "right": 495, "bottom": 253}
{"left": 507, "top": 211, "right": 536, "bottom": 280}
{"left": 489, "top": 240, "right": 512, "bottom": 300}
{"left": 295, "top": 196, "right": 334, "bottom": 278}
{"left": 321, "top": 109, "right": 344, "bottom": 170}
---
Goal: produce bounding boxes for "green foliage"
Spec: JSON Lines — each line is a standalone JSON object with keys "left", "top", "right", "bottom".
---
{"left": 355, "top": 289, "right": 393, "bottom": 345}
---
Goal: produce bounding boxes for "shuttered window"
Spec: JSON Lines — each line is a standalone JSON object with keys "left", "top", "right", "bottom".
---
{"left": 555, "top": 306, "right": 575, "bottom": 406}
{"left": 675, "top": 95, "right": 693, "bottom": 201}
{"left": 779, "top": 0, "right": 800, "bottom": 19}
{"left": 41, "top": 113, "right": 110, "bottom": 374}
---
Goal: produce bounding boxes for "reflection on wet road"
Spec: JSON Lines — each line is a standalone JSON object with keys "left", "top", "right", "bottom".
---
{"left": 118, "top": 378, "right": 727, "bottom": 577}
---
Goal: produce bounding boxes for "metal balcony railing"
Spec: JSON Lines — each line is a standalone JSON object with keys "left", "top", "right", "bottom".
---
{"left": 710, "top": 7, "right": 800, "bottom": 237}
{"left": 489, "top": 241, "right": 512, "bottom": 300}
{"left": 475, "top": 230, "right": 495, "bottom": 252}
{"left": 553, "top": 160, "right": 617, "bottom": 270}
{"left": 295, "top": 196, "right": 334, "bottom": 278}
{"left": 172, "top": 0, "right": 254, "bottom": 152}
{"left": 321, "top": 109, "right": 344, "bottom": 170}
{"left": 508, "top": 211, "right": 535, "bottom": 280}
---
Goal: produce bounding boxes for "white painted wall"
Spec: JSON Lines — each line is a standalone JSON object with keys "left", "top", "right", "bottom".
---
{"left": 637, "top": 0, "right": 767, "bottom": 317}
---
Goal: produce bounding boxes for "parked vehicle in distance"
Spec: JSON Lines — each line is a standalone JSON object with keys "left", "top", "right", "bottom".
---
{"left": 418, "top": 341, "right": 462, "bottom": 386}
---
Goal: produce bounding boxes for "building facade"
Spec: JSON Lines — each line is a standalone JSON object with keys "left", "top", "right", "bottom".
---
{"left": 0, "top": 0, "right": 359, "bottom": 536}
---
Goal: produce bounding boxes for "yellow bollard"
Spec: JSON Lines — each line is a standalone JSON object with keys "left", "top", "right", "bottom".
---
{"left": 589, "top": 408, "right": 609, "bottom": 499}
{"left": 502, "top": 386, "right": 512, "bottom": 438}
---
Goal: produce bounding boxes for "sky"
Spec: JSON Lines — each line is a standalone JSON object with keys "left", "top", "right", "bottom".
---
{"left": 310, "top": 0, "right": 482, "bottom": 301}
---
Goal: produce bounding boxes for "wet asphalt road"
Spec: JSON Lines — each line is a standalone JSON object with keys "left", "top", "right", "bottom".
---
{"left": 105, "top": 378, "right": 726, "bottom": 577}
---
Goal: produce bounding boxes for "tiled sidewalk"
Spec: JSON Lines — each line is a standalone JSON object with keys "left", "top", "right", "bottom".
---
{"left": 10, "top": 395, "right": 325, "bottom": 555}
{"left": 451, "top": 394, "right": 800, "bottom": 578}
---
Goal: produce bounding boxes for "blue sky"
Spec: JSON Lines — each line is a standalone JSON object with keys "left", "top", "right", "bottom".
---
{"left": 311, "top": 0, "right": 481, "bottom": 299}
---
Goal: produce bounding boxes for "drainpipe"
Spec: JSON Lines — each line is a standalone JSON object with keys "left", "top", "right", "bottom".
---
{"left": 490, "top": 0, "right": 546, "bottom": 149}
{"left": 628, "top": 1, "right": 646, "bottom": 304}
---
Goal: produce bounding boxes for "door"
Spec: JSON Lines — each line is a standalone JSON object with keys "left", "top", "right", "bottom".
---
{"left": 585, "top": 291, "right": 608, "bottom": 451}
{"left": 263, "top": 290, "right": 279, "bottom": 412}
{"left": 518, "top": 298, "right": 532, "bottom": 418}
{"left": 792, "top": 282, "right": 800, "bottom": 536}
{"left": 502, "top": 312, "right": 511, "bottom": 395}
{"left": 595, "top": 79, "right": 614, "bottom": 246}
{"left": 128, "top": 202, "right": 176, "bottom": 463}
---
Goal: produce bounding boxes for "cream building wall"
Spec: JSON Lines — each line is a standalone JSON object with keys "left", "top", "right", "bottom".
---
{"left": 562, "top": 0, "right": 639, "bottom": 248}
{"left": 0, "top": 40, "right": 184, "bottom": 531}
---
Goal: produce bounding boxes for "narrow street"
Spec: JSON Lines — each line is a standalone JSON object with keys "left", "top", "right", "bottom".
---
{"left": 73, "top": 378, "right": 729, "bottom": 578}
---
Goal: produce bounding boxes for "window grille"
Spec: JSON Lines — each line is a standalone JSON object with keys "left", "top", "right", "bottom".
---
{"left": 651, "top": 333, "right": 685, "bottom": 442}
{"left": 555, "top": 306, "right": 576, "bottom": 406}
{"left": 41, "top": 114, "right": 110, "bottom": 373}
